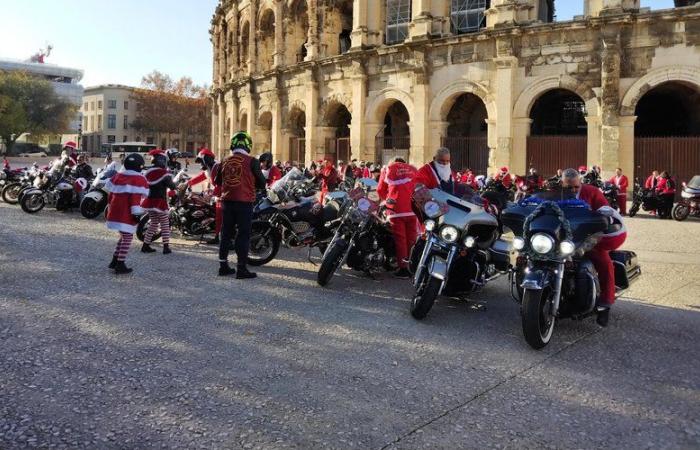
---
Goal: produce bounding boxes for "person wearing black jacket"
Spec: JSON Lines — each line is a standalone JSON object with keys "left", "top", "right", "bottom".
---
{"left": 73, "top": 154, "right": 94, "bottom": 181}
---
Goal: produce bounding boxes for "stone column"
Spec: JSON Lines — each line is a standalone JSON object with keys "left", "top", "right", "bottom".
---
{"left": 210, "top": 95, "right": 218, "bottom": 152}
{"left": 231, "top": 3, "right": 239, "bottom": 77}
{"left": 619, "top": 116, "right": 637, "bottom": 193}
{"left": 409, "top": 0, "right": 432, "bottom": 41}
{"left": 411, "top": 76, "right": 431, "bottom": 166}
{"left": 271, "top": 99, "right": 284, "bottom": 161}
{"left": 585, "top": 0, "right": 640, "bottom": 17}
{"left": 365, "top": 122, "right": 384, "bottom": 163}
{"left": 485, "top": 0, "right": 532, "bottom": 28}
{"left": 511, "top": 118, "right": 531, "bottom": 175}
{"left": 304, "top": 70, "right": 320, "bottom": 167}
{"left": 305, "top": 0, "right": 320, "bottom": 60}
{"left": 248, "top": 0, "right": 258, "bottom": 75}
{"left": 491, "top": 54, "right": 517, "bottom": 175}
{"left": 230, "top": 93, "right": 239, "bottom": 141}
{"left": 351, "top": 0, "right": 369, "bottom": 50}
{"left": 350, "top": 61, "right": 367, "bottom": 161}
{"left": 217, "top": 92, "right": 227, "bottom": 155}
{"left": 585, "top": 115, "right": 602, "bottom": 169}
{"left": 429, "top": 120, "right": 449, "bottom": 162}
{"left": 599, "top": 26, "right": 622, "bottom": 180}
{"left": 273, "top": 0, "right": 285, "bottom": 67}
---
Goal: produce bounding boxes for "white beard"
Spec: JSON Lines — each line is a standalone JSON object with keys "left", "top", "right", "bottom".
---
{"left": 261, "top": 169, "right": 270, "bottom": 178}
{"left": 435, "top": 163, "right": 452, "bottom": 182}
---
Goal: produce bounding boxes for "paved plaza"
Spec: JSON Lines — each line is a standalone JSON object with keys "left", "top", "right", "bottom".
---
{"left": 0, "top": 202, "right": 698, "bottom": 449}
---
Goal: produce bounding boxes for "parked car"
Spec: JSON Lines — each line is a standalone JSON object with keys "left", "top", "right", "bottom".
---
{"left": 18, "top": 151, "right": 48, "bottom": 158}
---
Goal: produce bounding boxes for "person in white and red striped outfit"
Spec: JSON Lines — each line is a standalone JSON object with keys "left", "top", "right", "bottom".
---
{"left": 105, "top": 154, "right": 149, "bottom": 274}
{"left": 141, "top": 150, "right": 178, "bottom": 255}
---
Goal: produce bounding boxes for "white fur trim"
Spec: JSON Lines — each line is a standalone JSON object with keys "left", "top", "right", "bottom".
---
{"left": 106, "top": 183, "right": 149, "bottom": 195}
{"left": 387, "top": 211, "right": 415, "bottom": 218}
{"left": 120, "top": 169, "right": 143, "bottom": 176}
{"left": 232, "top": 149, "right": 249, "bottom": 156}
{"left": 385, "top": 177, "right": 412, "bottom": 186}
{"left": 106, "top": 221, "right": 137, "bottom": 234}
{"left": 130, "top": 205, "right": 145, "bottom": 215}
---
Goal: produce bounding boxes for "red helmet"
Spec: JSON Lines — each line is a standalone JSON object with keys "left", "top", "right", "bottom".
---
{"left": 578, "top": 165, "right": 588, "bottom": 173}
{"left": 63, "top": 141, "right": 78, "bottom": 150}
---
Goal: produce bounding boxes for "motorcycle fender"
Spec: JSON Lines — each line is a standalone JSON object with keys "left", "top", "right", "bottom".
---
{"left": 84, "top": 190, "right": 105, "bottom": 202}
{"left": 428, "top": 255, "right": 449, "bottom": 281}
{"left": 520, "top": 268, "right": 551, "bottom": 290}
{"left": 22, "top": 188, "right": 43, "bottom": 196}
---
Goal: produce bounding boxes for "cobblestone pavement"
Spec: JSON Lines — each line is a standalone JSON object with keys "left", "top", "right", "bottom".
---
{"left": 1, "top": 202, "right": 698, "bottom": 449}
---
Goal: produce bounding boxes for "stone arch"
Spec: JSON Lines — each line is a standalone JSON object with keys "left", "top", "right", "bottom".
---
{"left": 513, "top": 75, "right": 599, "bottom": 119}
{"left": 429, "top": 80, "right": 496, "bottom": 122}
{"left": 365, "top": 88, "right": 414, "bottom": 124}
{"left": 320, "top": 94, "right": 352, "bottom": 126}
{"left": 620, "top": 66, "right": 700, "bottom": 116}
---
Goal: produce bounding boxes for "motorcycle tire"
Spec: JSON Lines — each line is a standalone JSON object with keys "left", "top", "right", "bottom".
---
{"left": 672, "top": 202, "right": 690, "bottom": 222}
{"left": 247, "top": 222, "right": 280, "bottom": 267}
{"left": 521, "top": 288, "right": 555, "bottom": 350}
{"left": 2, "top": 182, "right": 22, "bottom": 204}
{"left": 411, "top": 276, "right": 441, "bottom": 320}
{"left": 80, "top": 197, "right": 104, "bottom": 219}
{"left": 20, "top": 193, "right": 45, "bottom": 214}
{"left": 628, "top": 203, "right": 639, "bottom": 217}
{"left": 317, "top": 239, "right": 348, "bottom": 287}
{"left": 136, "top": 215, "right": 160, "bottom": 242}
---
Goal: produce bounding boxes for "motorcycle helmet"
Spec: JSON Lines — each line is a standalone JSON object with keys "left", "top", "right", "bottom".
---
{"left": 259, "top": 152, "right": 273, "bottom": 169}
{"left": 195, "top": 148, "right": 216, "bottom": 170}
{"left": 230, "top": 131, "right": 252, "bottom": 152}
{"left": 123, "top": 153, "right": 145, "bottom": 172}
{"left": 148, "top": 149, "right": 167, "bottom": 168}
{"left": 165, "top": 148, "right": 179, "bottom": 161}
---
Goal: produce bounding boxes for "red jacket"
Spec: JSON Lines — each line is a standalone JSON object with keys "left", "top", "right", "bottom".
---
{"left": 141, "top": 168, "right": 173, "bottom": 212}
{"left": 494, "top": 173, "right": 514, "bottom": 189}
{"left": 644, "top": 175, "right": 658, "bottom": 190}
{"left": 656, "top": 177, "right": 676, "bottom": 195}
{"left": 218, "top": 150, "right": 256, "bottom": 203}
{"left": 578, "top": 183, "right": 610, "bottom": 211}
{"left": 414, "top": 163, "right": 457, "bottom": 191}
{"left": 105, "top": 171, "right": 150, "bottom": 233}
{"left": 460, "top": 171, "right": 479, "bottom": 190}
{"left": 266, "top": 165, "right": 282, "bottom": 187}
{"left": 377, "top": 162, "right": 418, "bottom": 217}
{"left": 318, "top": 165, "right": 339, "bottom": 202}
{"left": 609, "top": 175, "right": 629, "bottom": 193}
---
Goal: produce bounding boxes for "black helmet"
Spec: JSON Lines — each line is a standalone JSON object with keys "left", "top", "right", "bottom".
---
{"left": 123, "top": 153, "right": 145, "bottom": 172}
{"left": 259, "top": 152, "right": 273, "bottom": 166}
{"left": 152, "top": 153, "right": 167, "bottom": 168}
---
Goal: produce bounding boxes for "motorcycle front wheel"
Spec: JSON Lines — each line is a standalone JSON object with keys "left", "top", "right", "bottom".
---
{"left": 317, "top": 238, "right": 348, "bottom": 287}
{"left": 247, "top": 222, "right": 280, "bottom": 267}
{"left": 20, "top": 193, "right": 45, "bottom": 214}
{"left": 672, "top": 202, "right": 690, "bottom": 221}
{"left": 411, "top": 275, "right": 441, "bottom": 320}
{"left": 521, "top": 288, "right": 556, "bottom": 350}
{"left": 80, "top": 197, "right": 105, "bottom": 219}
{"left": 628, "top": 202, "right": 640, "bottom": 217}
{"left": 2, "top": 182, "right": 22, "bottom": 204}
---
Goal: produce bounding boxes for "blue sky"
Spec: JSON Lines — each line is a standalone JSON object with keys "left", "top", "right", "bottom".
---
{"left": 0, "top": 0, "right": 676, "bottom": 88}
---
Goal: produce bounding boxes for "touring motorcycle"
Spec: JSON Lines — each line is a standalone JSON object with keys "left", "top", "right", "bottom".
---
{"left": 80, "top": 168, "right": 116, "bottom": 219}
{"left": 249, "top": 167, "right": 348, "bottom": 266}
{"left": 628, "top": 178, "right": 660, "bottom": 217}
{"left": 2, "top": 164, "right": 42, "bottom": 204}
{"left": 19, "top": 157, "right": 84, "bottom": 214}
{"left": 409, "top": 186, "right": 509, "bottom": 320}
{"left": 503, "top": 191, "right": 641, "bottom": 349}
{"left": 672, "top": 175, "right": 700, "bottom": 221}
{"left": 317, "top": 178, "right": 395, "bottom": 286}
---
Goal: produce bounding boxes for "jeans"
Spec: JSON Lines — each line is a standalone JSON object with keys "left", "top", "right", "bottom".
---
{"left": 219, "top": 200, "right": 254, "bottom": 267}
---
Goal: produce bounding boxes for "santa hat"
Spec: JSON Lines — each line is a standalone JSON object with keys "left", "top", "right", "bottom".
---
{"left": 148, "top": 149, "right": 166, "bottom": 157}
{"left": 197, "top": 148, "right": 215, "bottom": 159}
{"left": 63, "top": 141, "right": 78, "bottom": 150}
{"left": 500, "top": 166, "right": 509, "bottom": 173}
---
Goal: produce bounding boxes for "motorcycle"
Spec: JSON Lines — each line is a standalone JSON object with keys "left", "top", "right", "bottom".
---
{"left": 80, "top": 168, "right": 116, "bottom": 219}
{"left": 628, "top": 178, "right": 661, "bottom": 217}
{"left": 2, "top": 164, "right": 41, "bottom": 204}
{"left": 250, "top": 167, "right": 348, "bottom": 267}
{"left": 19, "top": 156, "right": 86, "bottom": 214}
{"left": 317, "top": 178, "right": 395, "bottom": 286}
{"left": 672, "top": 175, "right": 700, "bottom": 221}
{"left": 408, "top": 186, "right": 508, "bottom": 320}
{"left": 480, "top": 178, "right": 515, "bottom": 216}
{"left": 503, "top": 191, "right": 641, "bottom": 349}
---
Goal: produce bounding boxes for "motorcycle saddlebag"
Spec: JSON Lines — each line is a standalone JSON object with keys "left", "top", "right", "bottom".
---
{"left": 610, "top": 250, "right": 641, "bottom": 290}
{"left": 488, "top": 238, "right": 511, "bottom": 272}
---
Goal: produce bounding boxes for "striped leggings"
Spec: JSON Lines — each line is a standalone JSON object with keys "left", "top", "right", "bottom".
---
{"left": 114, "top": 232, "right": 133, "bottom": 262}
{"left": 144, "top": 210, "right": 171, "bottom": 245}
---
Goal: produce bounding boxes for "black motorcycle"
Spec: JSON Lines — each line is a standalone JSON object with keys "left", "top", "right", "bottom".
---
{"left": 409, "top": 186, "right": 508, "bottom": 319}
{"left": 317, "top": 179, "right": 394, "bottom": 286}
{"left": 628, "top": 178, "right": 660, "bottom": 217}
{"left": 600, "top": 181, "right": 619, "bottom": 211}
{"left": 2, "top": 164, "right": 41, "bottom": 204}
{"left": 250, "top": 168, "right": 348, "bottom": 266}
{"left": 503, "top": 192, "right": 641, "bottom": 349}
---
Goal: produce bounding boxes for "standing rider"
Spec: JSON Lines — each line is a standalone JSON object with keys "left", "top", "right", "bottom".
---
{"left": 609, "top": 167, "right": 629, "bottom": 215}
{"left": 188, "top": 148, "right": 222, "bottom": 245}
{"left": 259, "top": 152, "right": 282, "bottom": 187}
{"left": 561, "top": 168, "right": 626, "bottom": 327}
{"left": 214, "top": 131, "right": 267, "bottom": 279}
{"left": 414, "top": 147, "right": 458, "bottom": 194}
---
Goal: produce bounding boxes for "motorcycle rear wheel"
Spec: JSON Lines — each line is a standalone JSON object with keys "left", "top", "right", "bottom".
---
{"left": 521, "top": 288, "right": 555, "bottom": 350}
{"left": 248, "top": 222, "right": 280, "bottom": 267}
{"left": 20, "top": 193, "right": 45, "bottom": 214}
{"left": 411, "top": 276, "right": 441, "bottom": 320}
{"left": 628, "top": 203, "right": 639, "bottom": 217}
{"left": 136, "top": 215, "right": 159, "bottom": 242}
{"left": 317, "top": 239, "right": 348, "bottom": 287}
{"left": 672, "top": 202, "right": 690, "bottom": 221}
{"left": 2, "top": 182, "right": 22, "bottom": 204}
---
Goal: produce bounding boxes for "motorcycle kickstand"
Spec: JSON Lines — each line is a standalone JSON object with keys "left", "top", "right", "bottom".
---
{"left": 307, "top": 247, "right": 317, "bottom": 266}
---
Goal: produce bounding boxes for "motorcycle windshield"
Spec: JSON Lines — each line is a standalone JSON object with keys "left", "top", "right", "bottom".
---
{"left": 429, "top": 188, "right": 498, "bottom": 231}
{"left": 687, "top": 175, "right": 700, "bottom": 190}
{"left": 270, "top": 167, "right": 304, "bottom": 192}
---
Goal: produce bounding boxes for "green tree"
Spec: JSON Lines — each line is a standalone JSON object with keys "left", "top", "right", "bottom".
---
{"left": 0, "top": 70, "right": 76, "bottom": 154}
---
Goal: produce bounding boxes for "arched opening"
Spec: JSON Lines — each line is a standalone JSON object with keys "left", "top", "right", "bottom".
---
{"left": 325, "top": 0, "right": 353, "bottom": 56}
{"left": 527, "top": 88, "right": 588, "bottom": 177}
{"left": 258, "top": 9, "right": 276, "bottom": 71}
{"left": 256, "top": 111, "right": 273, "bottom": 155}
{"left": 633, "top": 81, "right": 700, "bottom": 192}
{"left": 288, "top": 107, "right": 306, "bottom": 164}
{"left": 324, "top": 103, "right": 352, "bottom": 163}
{"left": 376, "top": 101, "right": 410, "bottom": 165}
{"left": 442, "top": 93, "right": 489, "bottom": 175}
{"left": 385, "top": 0, "right": 411, "bottom": 45}
{"left": 239, "top": 20, "right": 250, "bottom": 70}
{"left": 287, "top": 0, "right": 309, "bottom": 63}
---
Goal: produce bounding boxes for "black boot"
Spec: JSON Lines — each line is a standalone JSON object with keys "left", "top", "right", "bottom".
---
{"left": 114, "top": 261, "right": 133, "bottom": 275}
{"left": 596, "top": 306, "right": 611, "bottom": 327}
{"left": 141, "top": 243, "right": 156, "bottom": 253}
{"left": 206, "top": 235, "right": 220, "bottom": 245}
{"left": 218, "top": 262, "right": 236, "bottom": 277}
{"left": 108, "top": 255, "right": 118, "bottom": 269}
{"left": 236, "top": 266, "right": 257, "bottom": 280}
{"left": 163, "top": 244, "right": 172, "bottom": 255}
{"left": 394, "top": 268, "right": 411, "bottom": 279}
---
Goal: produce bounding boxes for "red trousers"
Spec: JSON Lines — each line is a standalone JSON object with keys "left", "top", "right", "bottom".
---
{"left": 215, "top": 201, "right": 222, "bottom": 234}
{"left": 587, "top": 233, "right": 627, "bottom": 306}
{"left": 390, "top": 215, "right": 418, "bottom": 269}
{"left": 616, "top": 194, "right": 627, "bottom": 215}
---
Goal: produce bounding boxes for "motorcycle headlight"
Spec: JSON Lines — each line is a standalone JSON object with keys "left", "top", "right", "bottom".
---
{"left": 559, "top": 240, "right": 575, "bottom": 256}
{"left": 463, "top": 235, "right": 476, "bottom": 248}
{"left": 513, "top": 237, "right": 526, "bottom": 251}
{"left": 439, "top": 225, "right": 459, "bottom": 243}
{"left": 530, "top": 233, "right": 555, "bottom": 255}
{"left": 424, "top": 219, "right": 436, "bottom": 231}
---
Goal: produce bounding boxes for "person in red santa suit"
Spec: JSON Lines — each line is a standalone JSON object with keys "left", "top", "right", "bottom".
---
{"left": 188, "top": 148, "right": 223, "bottom": 244}
{"left": 562, "top": 168, "right": 627, "bottom": 327}
{"left": 259, "top": 152, "right": 282, "bottom": 187}
{"left": 141, "top": 150, "right": 178, "bottom": 255}
{"left": 61, "top": 141, "right": 79, "bottom": 167}
{"left": 105, "top": 153, "right": 150, "bottom": 274}
{"left": 608, "top": 167, "right": 629, "bottom": 215}
{"left": 493, "top": 166, "right": 514, "bottom": 189}
{"left": 377, "top": 157, "right": 419, "bottom": 279}
{"left": 414, "top": 147, "right": 458, "bottom": 194}
{"left": 315, "top": 159, "right": 339, "bottom": 203}
{"left": 460, "top": 168, "right": 480, "bottom": 190}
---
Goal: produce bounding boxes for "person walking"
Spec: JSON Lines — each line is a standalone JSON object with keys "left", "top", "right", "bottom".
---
{"left": 214, "top": 132, "right": 267, "bottom": 279}
{"left": 141, "top": 150, "right": 177, "bottom": 254}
